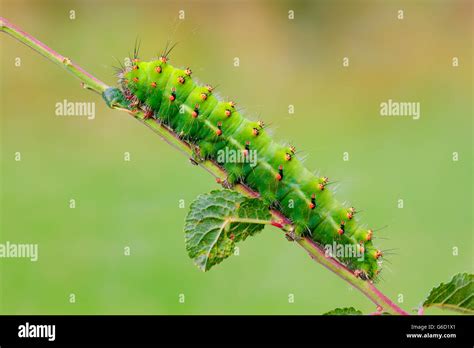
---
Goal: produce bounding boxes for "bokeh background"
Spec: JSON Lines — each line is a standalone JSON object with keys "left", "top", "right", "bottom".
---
{"left": 0, "top": 0, "right": 472, "bottom": 314}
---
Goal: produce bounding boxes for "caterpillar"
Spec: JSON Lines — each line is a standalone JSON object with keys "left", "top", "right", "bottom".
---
{"left": 114, "top": 49, "right": 382, "bottom": 280}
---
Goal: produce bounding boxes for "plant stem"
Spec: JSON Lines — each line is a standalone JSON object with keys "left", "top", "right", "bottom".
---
{"left": 0, "top": 18, "right": 409, "bottom": 315}
{"left": 0, "top": 17, "right": 109, "bottom": 94}
{"left": 297, "top": 238, "right": 409, "bottom": 315}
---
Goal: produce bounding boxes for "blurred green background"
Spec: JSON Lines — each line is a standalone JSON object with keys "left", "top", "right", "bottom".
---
{"left": 0, "top": 0, "right": 472, "bottom": 314}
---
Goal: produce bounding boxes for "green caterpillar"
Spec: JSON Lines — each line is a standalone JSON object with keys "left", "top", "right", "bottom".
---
{"left": 117, "top": 52, "right": 382, "bottom": 280}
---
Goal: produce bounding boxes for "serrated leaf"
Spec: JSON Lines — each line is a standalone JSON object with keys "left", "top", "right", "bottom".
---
{"left": 323, "top": 307, "right": 362, "bottom": 315}
{"left": 184, "top": 189, "right": 271, "bottom": 271}
{"left": 423, "top": 273, "right": 473, "bottom": 314}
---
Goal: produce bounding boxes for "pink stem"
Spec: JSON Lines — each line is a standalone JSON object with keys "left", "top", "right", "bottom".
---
{"left": 0, "top": 16, "right": 109, "bottom": 93}
{"left": 298, "top": 237, "right": 409, "bottom": 315}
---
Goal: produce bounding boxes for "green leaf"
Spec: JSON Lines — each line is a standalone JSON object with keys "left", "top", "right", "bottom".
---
{"left": 323, "top": 307, "right": 362, "bottom": 315}
{"left": 422, "top": 273, "right": 473, "bottom": 314}
{"left": 184, "top": 189, "right": 271, "bottom": 271}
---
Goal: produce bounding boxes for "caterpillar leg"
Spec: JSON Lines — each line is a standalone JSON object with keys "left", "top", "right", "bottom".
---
{"left": 190, "top": 143, "right": 205, "bottom": 163}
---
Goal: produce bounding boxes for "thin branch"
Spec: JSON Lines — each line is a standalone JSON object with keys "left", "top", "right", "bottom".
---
{"left": 297, "top": 238, "right": 409, "bottom": 315}
{"left": 0, "top": 17, "right": 409, "bottom": 315}
{"left": 0, "top": 17, "right": 109, "bottom": 94}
